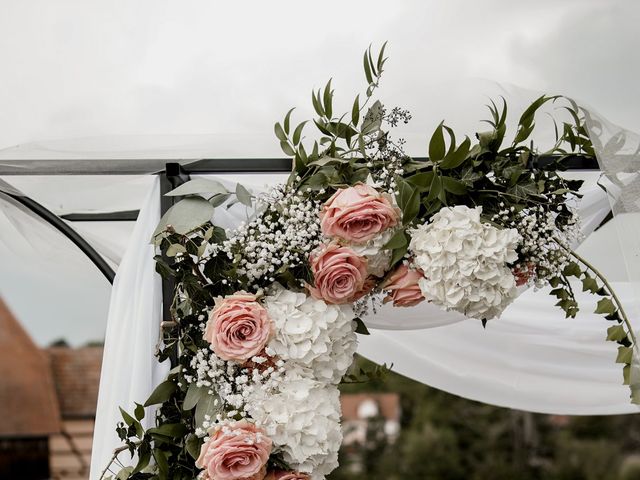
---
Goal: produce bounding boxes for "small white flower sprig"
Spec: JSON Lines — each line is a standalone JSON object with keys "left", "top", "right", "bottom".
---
{"left": 221, "top": 184, "right": 323, "bottom": 289}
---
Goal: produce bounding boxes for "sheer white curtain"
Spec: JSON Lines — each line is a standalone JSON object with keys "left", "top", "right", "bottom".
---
{"left": 90, "top": 177, "right": 169, "bottom": 479}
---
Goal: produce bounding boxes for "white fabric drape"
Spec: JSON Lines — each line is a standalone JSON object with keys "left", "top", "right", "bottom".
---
{"left": 90, "top": 177, "right": 169, "bottom": 479}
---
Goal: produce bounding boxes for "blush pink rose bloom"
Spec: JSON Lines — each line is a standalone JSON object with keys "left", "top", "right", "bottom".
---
{"left": 308, "top": 243, "right": 369, "bottom": 304}
{"left": 320, "top": 184, "right": 400, "bottom": 243}
{"left": 204, "top": 293, "right": 273, "bottom": 363}
{"left": 196, "top": 421, "right": 271, "bottom": 480}
{"left": 381, "top": 263, "right": 425, "bottom": 307}
{"left": 264, "top": 471, "right": 310, "bottom": 480}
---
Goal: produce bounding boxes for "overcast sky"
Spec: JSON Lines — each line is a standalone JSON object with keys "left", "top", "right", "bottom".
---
{"left": 1, "top": 0, "right": 639, "bottom": 345}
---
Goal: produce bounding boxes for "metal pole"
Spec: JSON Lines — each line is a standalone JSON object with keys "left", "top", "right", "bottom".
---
{"left": 3, "top": 192, "right": 116, "bottom": 284}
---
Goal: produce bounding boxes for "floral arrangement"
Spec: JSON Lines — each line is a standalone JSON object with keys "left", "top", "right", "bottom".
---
{"left": 103, "top": 44, "right": 637, "bottom": 480}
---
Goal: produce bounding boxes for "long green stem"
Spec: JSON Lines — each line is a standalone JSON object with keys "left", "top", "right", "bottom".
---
{"left": 567, "top": 247, "right": 637, "bottom": 346}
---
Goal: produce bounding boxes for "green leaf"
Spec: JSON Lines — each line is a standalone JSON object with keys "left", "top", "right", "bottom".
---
{"left": 154, "top": 449, "right": 169, "bottom": 480}
{"left": 595, "top": 298, "right": 616, "bottom": 315}
{"left": 186, "top": 434, "right": 202, "bottom": 460}
{"left": 152, "top": 197, "right": 214, "bottom": 239}
{"left": 209, "top": 193, "right": 231, "bottom": 208}
{"left": 396, "top": 178, "right": 420, "bottom": 224}
{"left": 134, "top": 403, "right": 145, "bottom": 421}
{"left": 582, "top": 276, "right": 599, "bottom": 293}
{"left": 440, "top": 137, "right": 471, "bottom": 169}
{"left": 165, "top": 178, "right": 228, "bottom": 197}
{"left": 383, "top": 230, "right": 408, "bottom": 250}
{"left": 363, "top": 50, "right": 373, "bottom": 84}
{"left": 508, "top": 182, "right": 539, "bottom": 199}
{"left": 183, "top": 383, "right": 208, "bottom": 411}
{"left": 407, "top": 171, "right": 434, "bottom": 191}
{"left": 165, "top": 243, "right": 186, "bottom": 257}
{"left": 311, "top": 89, "right": 324, "bottom": 116}
{"left": 283, "top": 108, "right": 294, "bottom": 135}
{"left": 562, "top": 262, "right": 581, "bottom": 278}
{"left": 195, "top": 392, "right": 222, "bottom": 429}
{"left": 390, "top": 244, "right": 409, "bottom": 266}
{"left": 280, "top": 141, "right": 296, "bottom": 156}
{"left": 362, "top": 100, "right": 383, "bottom": 134}
{"left": 148, "top": 423, "right": 188, "bottom": 439}
{"left": 308, "top": 156, "right": 349, "bottom": 167}
{"left": 429, "top": 122, "right": 446, "bottom": 161}
{"left": 351, "top": 95, "right": 360, "bottom": 126}
{"left": 131, "top": 442, "right": 150, "bottom": 474}
{"left": 116, "top": 467, "right": 134, "bottom": 480}
{"left": 426, "top": 174, "right": 442, "bottom": 202}
{"left": 144, "top": 380, "right": 177, "bottom": 407}
{"left": 292, "top": 121, "right": 308, "bottom": 145}
{"left": 119, "top": 407, "right": 136, "bottom": 427}
{"left": 616, "top": 346, "right": 634, "bottom": 364}
{"left": 376, "top": 41, "right": 388, "bottom": 73}
{"left": 323, "top": 79, "right": 333, "bottom": 119}
{"left": 441, "top": 177, "right": 467, "bottom": 196}
{"left": 459, "top": 167, "right": 483, "bottom": 187}
{"left": 354, "top": 317, "right": 370, "bottom": 335}
{"left": 235, "top": 183, "right": 253, "bottom": 207}
{"left": 606, "top": 324, "right": 627, "bottom": 342}
{"left": 274, "top": 122, "right": 287, "bottom": 142}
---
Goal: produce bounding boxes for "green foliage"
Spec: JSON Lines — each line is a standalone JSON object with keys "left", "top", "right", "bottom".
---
{"left": 332, "top": 356, "right": 640, "bottom": 480}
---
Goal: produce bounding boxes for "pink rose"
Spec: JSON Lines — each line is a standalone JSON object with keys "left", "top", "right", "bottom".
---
{"left": 204, "top": 293, "right": 273, "bottom": 363}
{"left": 512, "top": 262, "right": 535, "bottom": 287}
{"left": 308, "top": 243, "right": 369, "bottom": 304}
{"left": 320, "top": 184, "right": 400, "bottom": 243}
{"left": 265, "top": 471, "right": 310, "bottom": 480}
{"left": 382, "top": 264, "right": 425, "bottom": 307}
{"left": 196, "top": 421, "right": 271, "bottom": 480}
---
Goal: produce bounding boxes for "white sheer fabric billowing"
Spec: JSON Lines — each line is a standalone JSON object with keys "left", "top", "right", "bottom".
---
{"left": 90, "top": 177, "right": 169, "bottom": 479}
{"left": 585, "top": 108, "right": 640, "bottom": 401}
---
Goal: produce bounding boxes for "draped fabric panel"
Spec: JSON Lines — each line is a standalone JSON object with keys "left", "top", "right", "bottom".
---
{"left": 90, "top": 177, "right": 169, "bottom": 479}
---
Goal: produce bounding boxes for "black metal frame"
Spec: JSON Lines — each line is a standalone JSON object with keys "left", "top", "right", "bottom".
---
{"left": 2, "top": 191, "right": 117, "bottom": 284}
{"left": 0, "top": 155, "right": 597, "bottom": 175}
{"left": 0, "top": 155, "right": 601, "bottom": 292}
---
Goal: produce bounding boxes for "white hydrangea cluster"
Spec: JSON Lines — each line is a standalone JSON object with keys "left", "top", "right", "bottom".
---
{"left": 245, "top": 373, "right": 342, "bottom": 479}
{"left": 222, "top": 185, "right": 322, "bottom": 286}
{"left": 349, "top": 229, "right": 394, "bottom": 277}
{"left": 409, "top": 205, "right": 521, "bottom": 320}
{"left": 492, "top": 203, "right": 581, "bottom": 286}
{"left": 263, "top": 285, "right": 357, "bottom": 384}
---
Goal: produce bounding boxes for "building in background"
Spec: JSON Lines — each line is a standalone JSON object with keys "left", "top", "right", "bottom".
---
{"left": 341, "top": 393, "right": 401, "bottom": 446}
{"left": 48, "top": 345, "right": 102, "bottom": 480}
{"left": 0, "top": 297, "right": 102, "bottom": 480}
{"left": 0, "top": 297, "right": 61, "bottom": 479}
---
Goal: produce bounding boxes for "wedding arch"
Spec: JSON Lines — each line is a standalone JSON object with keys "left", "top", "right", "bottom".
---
{"left": 1, "top": 43, "right": 639, "bottom": 480}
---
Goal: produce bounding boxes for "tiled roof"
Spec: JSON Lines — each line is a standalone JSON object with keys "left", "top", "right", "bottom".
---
{"left": 340, "top": 393, "right": 400, "bottom": 421}
{"left": 0, "top": 297, "right": 61, "bottom": 437}
{"left": 47, "top": 346, "right": 103, "bottom": 418}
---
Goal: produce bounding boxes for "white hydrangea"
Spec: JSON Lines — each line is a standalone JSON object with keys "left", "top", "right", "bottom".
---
{"left": 349, "top": 229, "right": 394, "bottom": 277}
{"left": 409, "top": 205, "right": 521, "bottom": 320}
{"left": 263, "top": 285, "right": 357, "bottom": 384}
{"left": 246, "top": 373, "right": 342, "bottom": 479}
